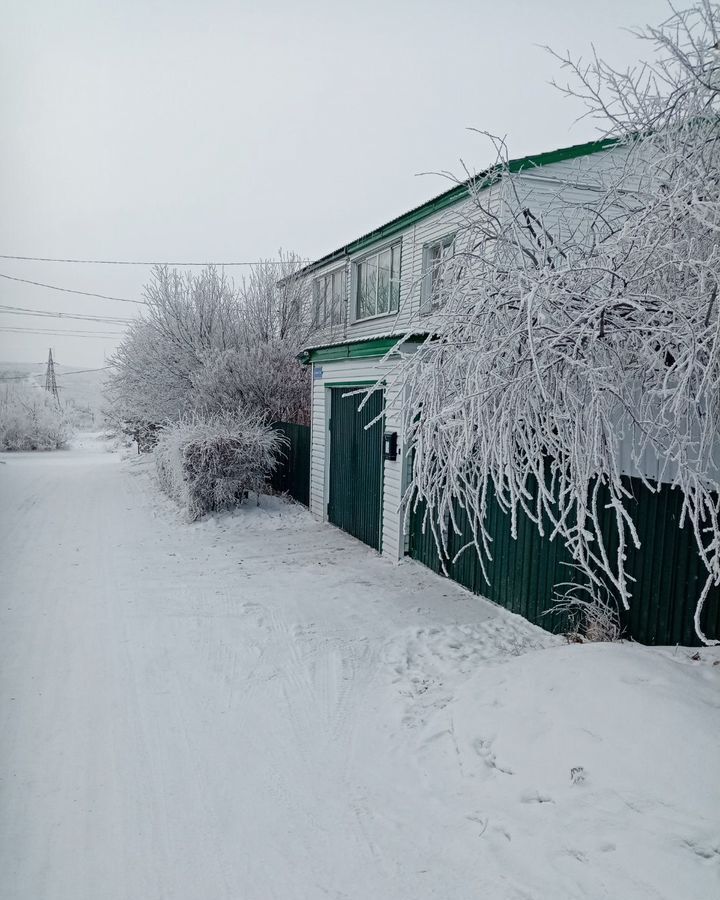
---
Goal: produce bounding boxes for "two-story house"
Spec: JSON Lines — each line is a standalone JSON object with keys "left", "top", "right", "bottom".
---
{"left": 296, "top": 137, "right": 620, "bottom": 558}
{"left": 290, "top": 135, "right": 720, "bottom": 646}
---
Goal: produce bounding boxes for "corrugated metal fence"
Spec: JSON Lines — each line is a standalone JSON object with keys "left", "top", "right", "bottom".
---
{"left": 410, "top": 477, "right": 720, "bottom": 646}
{"left": 270, "top": 422, "right": 310, "bottom": 506}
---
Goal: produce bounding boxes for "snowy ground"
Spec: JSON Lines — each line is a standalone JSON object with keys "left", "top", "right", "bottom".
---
{"left": 1, "top": 433, "right": 718, "bottom": 900}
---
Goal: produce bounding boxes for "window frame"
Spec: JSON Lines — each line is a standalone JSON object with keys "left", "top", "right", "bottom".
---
{"left": 312, "top": 265, "right": 347, "bottom": 328}
{"left": 420, "top": 232, "right": 456, "bottom": 315}
{"left": 351, "top": 240, "right": 402, "bottom": 323}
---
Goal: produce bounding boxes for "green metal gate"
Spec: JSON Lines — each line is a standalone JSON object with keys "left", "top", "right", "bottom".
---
{"left": 328, "top": 387, "right": 384, "bottom": 551}
{"left": 409, "top": 478, "right": 720, "bottom": 646}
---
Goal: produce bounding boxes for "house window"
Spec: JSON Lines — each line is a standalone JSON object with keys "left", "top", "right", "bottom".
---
{"left": 421, "top": 234, "right": 455, "bottom": 313}
{"left": 313, "top": 268, "right": 345, "bottom": 327}
{"left": 355, "top": 243, "right": 401, "bottom": 320}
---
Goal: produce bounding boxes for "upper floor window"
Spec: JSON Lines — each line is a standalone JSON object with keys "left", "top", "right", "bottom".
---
{"left": 355, "top": 243, "right": 401, "bottom": 320}
{"left": 421, "top": 234, "right": 455, "bottom": 313}
{"left": 312, "top": 268, "right": 345, "bottom": 327}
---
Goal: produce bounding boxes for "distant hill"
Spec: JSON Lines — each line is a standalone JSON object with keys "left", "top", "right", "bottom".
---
{"left": 0, "top": 362, "right": 110, "bottom": 426}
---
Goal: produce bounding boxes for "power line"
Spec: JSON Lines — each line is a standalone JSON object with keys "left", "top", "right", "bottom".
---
{"left": 0, "top": 272, "right": 145, "bottom": 304}
{"left": 0, "top": 254, "right": 308, "bottom": 266}
{"left": 0, "top": 372, "right": 44, "bottom": 381}
{"left": 0, "top": 365, "right": 112, "bottom": 381}
{"left": 1, "top": 324, "right": 123, "bottom": 333}
{"left": 55, "top": 366, "right": 113, "bottom": 376}
{"left": 0, "top": 326, "right": 124, "bottom": 337}
{"left": 0, "top": 304, "right": 138, "bottom": 325}
{"left": 0, "top": 304, "right": 134, "bottom": 324}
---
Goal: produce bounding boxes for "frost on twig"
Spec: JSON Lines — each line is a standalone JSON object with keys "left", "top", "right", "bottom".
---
{"left": 549, "top": 581, "right": 622, "bottom": 643}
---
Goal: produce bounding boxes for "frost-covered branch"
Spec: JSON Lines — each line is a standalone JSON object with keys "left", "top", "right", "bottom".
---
{"left": 397, "top": 3, "right": 720, "bottom": 644}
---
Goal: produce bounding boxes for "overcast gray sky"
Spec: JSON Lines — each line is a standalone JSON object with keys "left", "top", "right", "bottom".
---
{"left": 1, "top": 0, "right": 669, "bottom": 367}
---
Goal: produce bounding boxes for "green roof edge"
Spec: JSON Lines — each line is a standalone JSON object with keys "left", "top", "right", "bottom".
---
{"left": 299, "top": 333, "right": 428, "bottom": 364}
{"left": 295, "top": 136, "right": 620, "bottom": 279}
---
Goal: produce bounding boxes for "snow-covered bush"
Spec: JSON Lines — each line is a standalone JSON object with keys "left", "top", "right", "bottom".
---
{"left": 154, "top": 410, "right": 285, "bottom": 520}
{"left": 0, "top": 384, "right": 71, "bottom": 451}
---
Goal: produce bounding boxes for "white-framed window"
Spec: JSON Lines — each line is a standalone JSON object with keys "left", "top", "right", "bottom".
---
{"left": 312, "top": 268, "right": 345, "bottom": 327}
{"left": 421, "top": 234, "right": 455, "bottom": 314}
{"left": 354, "top": 242, "right": 401, "bottom": 320}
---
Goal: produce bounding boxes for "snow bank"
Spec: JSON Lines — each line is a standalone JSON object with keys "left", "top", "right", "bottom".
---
{"left": 192, "top": 493, "right": 311, "bottom": 532}
{"left": 387, "top": 629, "right": 720, "bottom": 899}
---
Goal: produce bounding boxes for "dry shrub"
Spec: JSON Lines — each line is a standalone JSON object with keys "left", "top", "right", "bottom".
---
{"left": 154, "top": 409, "right": 285, "bottom": 520}
{"left": 550, "top": 581, "right": 622, "bottom": 643}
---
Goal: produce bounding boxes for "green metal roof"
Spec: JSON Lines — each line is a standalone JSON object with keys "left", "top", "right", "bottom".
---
{"left": 295, "top": 137, "right": 619, "bottom": 279}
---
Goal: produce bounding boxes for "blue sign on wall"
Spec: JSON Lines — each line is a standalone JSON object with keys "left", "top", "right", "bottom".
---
{"left": 313, "top": 365, "right": 324, "bottom": 380}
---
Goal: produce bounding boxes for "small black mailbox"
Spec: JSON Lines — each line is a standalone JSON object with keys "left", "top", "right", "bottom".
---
{"left": 384, "top": 431, "right": 398, "bottom": 461}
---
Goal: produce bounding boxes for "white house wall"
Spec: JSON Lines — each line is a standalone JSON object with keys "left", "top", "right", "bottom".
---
{"left": 307, "top": 149, "right": 633, "bottom": 349}
{"left": 307, "top": 187, "right": 502, "bottom": 347}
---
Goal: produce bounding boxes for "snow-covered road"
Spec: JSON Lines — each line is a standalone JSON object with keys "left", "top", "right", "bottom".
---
{"left": 1, "top": 434, "right": 718, "bottom": 900}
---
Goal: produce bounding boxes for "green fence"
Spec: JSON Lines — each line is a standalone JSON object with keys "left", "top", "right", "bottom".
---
{"left": 409, "top": 477, "right": 720, "bottom": 646}
{"left": 270, "top": 422, "right": 310, "bottom": 506}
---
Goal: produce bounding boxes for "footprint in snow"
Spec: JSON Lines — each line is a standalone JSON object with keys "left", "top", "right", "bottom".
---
{"left": 520, "top": 790, "right": 554, "bottom": 804}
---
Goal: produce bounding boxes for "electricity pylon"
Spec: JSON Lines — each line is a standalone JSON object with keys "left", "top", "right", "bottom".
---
{"left": 44, "top": 348, "right": 59, "bottom": 402}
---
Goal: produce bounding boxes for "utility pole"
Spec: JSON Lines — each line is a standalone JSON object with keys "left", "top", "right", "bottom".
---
{"left": 44, "top": 348, "right": 59, "bottom": 402}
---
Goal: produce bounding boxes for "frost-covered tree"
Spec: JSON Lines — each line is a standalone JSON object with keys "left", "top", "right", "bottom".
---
{"left": 190, "top": 343, "right": 310, "bottom": 425}
{"left": 107, "top": 253, "right": 313, "bottom": 427}
{"left": 189, "top": 253, "right": 314, "bottom": 425}
{"left": 108, "top": 266, "right": 242, "bottom": 423}
{"left": 237, "top": 253, "right": 315, "bottom": 347}
{"left": 0, "top": 383, "right": 71, "bottom": 451}
{"left": 397, "top": 2, "right": 720, "bottom": 643}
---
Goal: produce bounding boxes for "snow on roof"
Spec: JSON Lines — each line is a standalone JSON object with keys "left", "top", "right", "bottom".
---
{"left": 300, "top": 330, "right": 428, "bottom": 355}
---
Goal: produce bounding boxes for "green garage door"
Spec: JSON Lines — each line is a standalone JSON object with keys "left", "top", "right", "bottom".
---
{"left": 328, "top": 387, "right": 384, "bottom": 551}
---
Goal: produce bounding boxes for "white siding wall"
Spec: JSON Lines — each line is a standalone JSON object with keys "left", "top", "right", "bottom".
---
{"left": 307, "top": 147, "right": 632, "bottom": 348}
{"left": 307, "top": 191, "right": 497, "bottom": 347}
{"left": 309, "top": 355, "right": 408, "bottom": 560}
{"left": 309, "top": 360, "right": 328, "bottom": 519}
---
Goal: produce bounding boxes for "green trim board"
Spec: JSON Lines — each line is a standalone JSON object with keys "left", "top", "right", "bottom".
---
{"left": 322, "top": 381, "right": 383, "bottom": 389}
{"left": 302, "top": 333, "right": 427, "bottom": 364}
{"left": 294, "top": 137, "right": 620, "bottom": 279}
